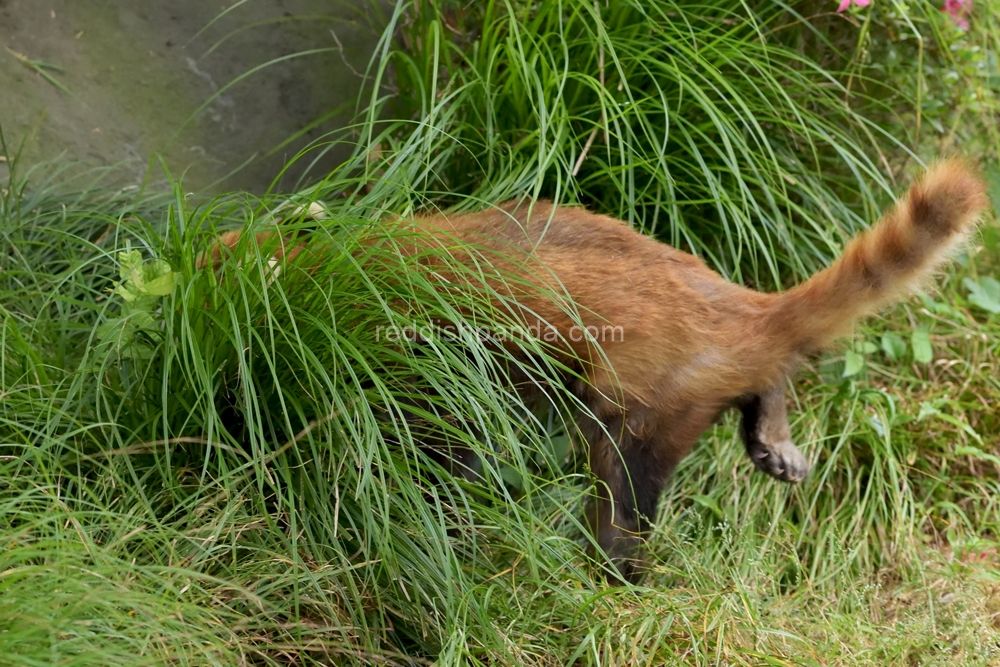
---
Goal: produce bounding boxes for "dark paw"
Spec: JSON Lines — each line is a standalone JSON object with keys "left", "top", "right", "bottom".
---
{"left": 749, "top": 439, "right": 809, "bottom": 483}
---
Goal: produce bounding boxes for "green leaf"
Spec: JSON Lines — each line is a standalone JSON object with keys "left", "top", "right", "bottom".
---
{"left": 143, "top": 259, "right": 178, "bottom": 296}
{"left": 911, "top": 329, "right": 933, "bottom": 364}
{"left": 114, "top": 251, "right": 177, "bottom": 302}
{"left": 499, "top": 464, "right": 523, "bottom": 490}
{"left": 118, "top": 249, "right": 143, "bottom": 281}
{"left": 867, "top": 414, "right": 886, "bottom": 438}
{"left": 115, "top": 250, "right": 145, "bottom": 302}
{"left": 963, "top": 276, "right": 1000, "bottom": 314}
{"left": 857, "top": 341, "right": 879, "bottom": 355}
{"left": 881, "top": 332, "right": 907, "bottom": 362}
{"left": 984, "top": 277, "right": 1000, "bottom": 301}
{"left": 843, "top": 349, "right": 865, "bottom": 377}
{"left": 690, "top": 494, "right": 724, "bottom": 520}
{"left": 818, "top": 357, "right": 847, "bottom": 385}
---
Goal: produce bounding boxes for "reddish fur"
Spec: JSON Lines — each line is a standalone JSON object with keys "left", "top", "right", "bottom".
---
{"left": 198, "top": 230, "right": 305, "bottom": 269}
{"left": 404, "top": 160, "right": 985, "bottom": 412}
{"left": 772, "top": 160, "right": 989, "bottom": 351}
{"left": 204, "top": 161, "right": 988, "bottom": 580}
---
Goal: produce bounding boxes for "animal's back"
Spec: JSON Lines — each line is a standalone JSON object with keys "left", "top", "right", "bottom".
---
{"left": 413, "top": 200, "right": 777, "bottom": 404}
{"left": 412, "top": 160, "right": 988, "bottom": 408}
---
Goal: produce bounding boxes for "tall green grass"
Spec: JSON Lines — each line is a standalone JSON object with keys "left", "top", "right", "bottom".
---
{"left": 3, "top": 0, "right": 1000, "bottom": 665}
{"left": 365, "top": 0, "right": 902, "bottom": 287}
{"left": 0, "top": 141, "right": 606, "bottom": 663}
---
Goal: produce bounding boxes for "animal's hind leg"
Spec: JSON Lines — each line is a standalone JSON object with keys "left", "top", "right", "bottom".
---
{"left": 739, "top": 381, "right": 809, "bottom": 483}
{"left": 584, "top": 408, "right": 670, "bottom": 584}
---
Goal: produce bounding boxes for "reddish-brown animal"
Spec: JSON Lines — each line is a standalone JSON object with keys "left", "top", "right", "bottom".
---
{"left": 207, "top": 161, "right": 988, "bottom": 581}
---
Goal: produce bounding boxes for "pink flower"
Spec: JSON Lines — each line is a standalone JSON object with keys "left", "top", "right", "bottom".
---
{"left": 943, "top": 0, "right": 972, "bottom": 30}
{"left": 837, "top": 0, "right": 870, "bottom": 11}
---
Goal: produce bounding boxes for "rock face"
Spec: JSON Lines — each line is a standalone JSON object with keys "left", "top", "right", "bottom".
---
{"left": 0, "top": 0, "right": 382, "bottom": 193}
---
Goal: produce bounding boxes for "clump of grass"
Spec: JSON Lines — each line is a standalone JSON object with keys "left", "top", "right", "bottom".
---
{"left": 361, "top": 0, "right": 902, "bottom": 288}
{"left": 0, "top": 147, "right": 605, "bottom": 663}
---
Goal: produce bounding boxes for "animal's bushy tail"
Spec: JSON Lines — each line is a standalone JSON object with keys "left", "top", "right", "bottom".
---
{"left": 773, "top": 160, "right": 989, "bottom": 352}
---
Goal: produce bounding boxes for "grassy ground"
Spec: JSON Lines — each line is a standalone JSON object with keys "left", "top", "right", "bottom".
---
{"left": 3, "top": 1, "right": 1000, "bottom": 665}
